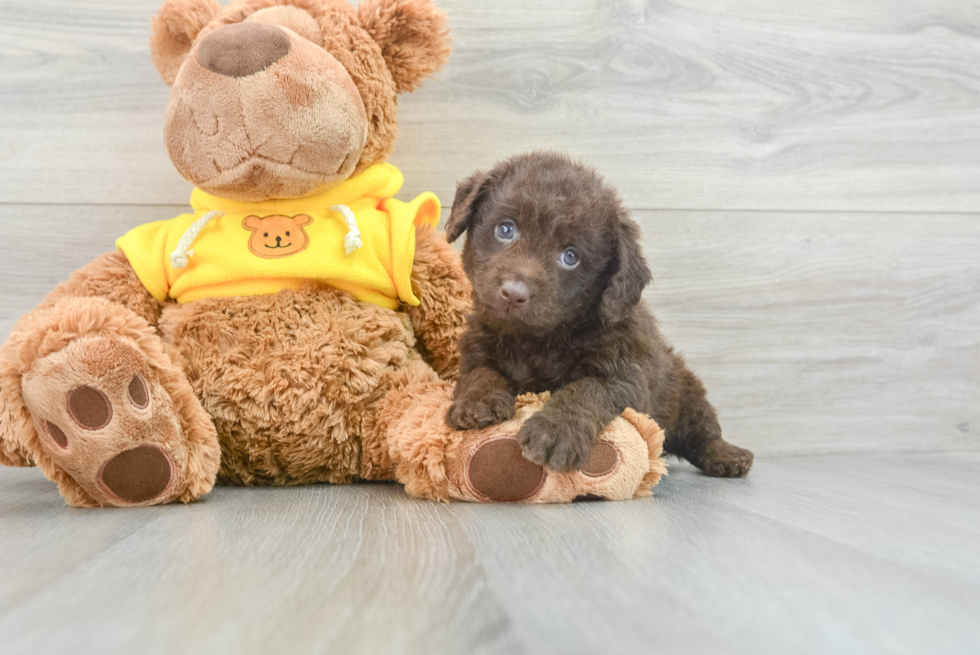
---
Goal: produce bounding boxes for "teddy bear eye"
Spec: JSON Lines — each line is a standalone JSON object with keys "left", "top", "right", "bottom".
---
{"left": 286, "top": 231, "right": 290, "bottom": 237}
{"left": 264, "top": 232, "right": 269, "bottom": 237}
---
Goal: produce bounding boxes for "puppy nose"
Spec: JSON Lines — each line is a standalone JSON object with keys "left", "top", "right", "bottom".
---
{"left": 197, "top": 22, "right": 292, "bottom": 78}
{"left": 499, "top": 280, "right": 530, "bottom": 305}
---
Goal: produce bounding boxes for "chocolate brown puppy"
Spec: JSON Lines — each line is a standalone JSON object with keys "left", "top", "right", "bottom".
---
{"left": 444, "top": 151, "right": 753, "bottom": 477}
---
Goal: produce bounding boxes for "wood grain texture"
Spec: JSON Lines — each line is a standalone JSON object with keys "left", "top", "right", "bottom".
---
{"left": 0, "top": 453, "right": 978, "bottom": 655}
{"left": 641, "top": 210, "right": 980, "bottom": 455}
{"left": 2, "top": 204, "right": 976, "bottom": 456}
{"left": 1, "top": 0, "right": 979, "bottom": 209}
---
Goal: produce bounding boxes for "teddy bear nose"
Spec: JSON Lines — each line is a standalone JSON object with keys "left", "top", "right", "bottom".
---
{"left": 197, "top": 22, "right": 292, "bottom": 78}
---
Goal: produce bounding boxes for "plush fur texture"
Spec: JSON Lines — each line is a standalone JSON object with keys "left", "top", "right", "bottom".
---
{"left": 164, "top": 20, "right": 369, "bottom": 200}
{"left": 356, "top": 0, "right": 453, "bottom": 93}
{"left": 248, "top": 6, "right": 325, "bottom": 46}
{"left": 151, "top": 0, "right": 451, "bottom": 201}
{"left": 0, "top": 228, "right": 470, "bottom": 504}
{"left": 0, "top": 0, "right": 460, "bottom": 506}
{"left": 405, "top": 224, "right": 473, "bottom": 380}
{"left": 159, "top": 279, "right": 423, "bottom": 486}
{"left": 150, "top": 0, "right": 222, "bottom": 85}
{"left": 390, "top": 391, "right": 667, "bottom": 503}
{"left": 33, "top": 251, "right": 163, "bottom": 326}
{"left": 155, "top": 225, "right": 466, "bottom": 487}
{"left": 445, "top": 152, "right": 755, "bottom": 477}
{"left": 0, "top": 294, "right": 220, "bottom": 507}
{"left": 0, "top": 2, "right": 667, "bottom": 507}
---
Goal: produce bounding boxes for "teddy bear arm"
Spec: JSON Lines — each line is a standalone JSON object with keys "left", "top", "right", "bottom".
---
{"left": 33, "top": 250, "right": 163, "bottom": 326}
{"left": 406, "top": 225, "right": 472, "bottom": 381}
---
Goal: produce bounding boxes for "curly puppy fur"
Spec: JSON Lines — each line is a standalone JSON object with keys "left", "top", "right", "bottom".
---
{"left": 444, "top": 152, "right": 754, "bottom": 477}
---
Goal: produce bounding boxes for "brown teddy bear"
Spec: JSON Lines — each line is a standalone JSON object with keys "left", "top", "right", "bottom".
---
{"left": 0, "top": 0, "right": 666, "bottom": 507}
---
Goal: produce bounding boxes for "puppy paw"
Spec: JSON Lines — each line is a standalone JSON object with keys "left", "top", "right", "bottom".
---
{"left": 699, "top": 440, "right": 754, "bottom": 478}
{"left": 446, "top": 390, "right": 516, "bottom": 430}
{"left": 516, "top": 413, "right": 596, "bottom": 472}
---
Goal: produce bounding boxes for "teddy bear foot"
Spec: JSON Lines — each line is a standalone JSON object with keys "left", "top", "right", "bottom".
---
{"left": 389, "top": 388, "right": 667, "bottom": 504}
{"left": 20, "top": 335, "right": 214, "bottom": 507}
{"left": 446, "top": 395, "right": 667, "bottom": 503}
{"left": 461, "top": 435, "right": 630, "bottom": 502}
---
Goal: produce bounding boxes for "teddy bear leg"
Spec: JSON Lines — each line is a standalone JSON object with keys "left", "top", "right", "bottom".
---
{"left": 0, "top": 297, "right": 220, "bottom": 507}
{"left": 378, "top": 369, "right": 667, "bottom": 503}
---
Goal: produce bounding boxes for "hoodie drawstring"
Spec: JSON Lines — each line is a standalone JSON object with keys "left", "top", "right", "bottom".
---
{"left": 170, "top": 211, "right": 224, "bottom": 269}
{"left": 330, "top": 204, "right": 363, "bottom": 255}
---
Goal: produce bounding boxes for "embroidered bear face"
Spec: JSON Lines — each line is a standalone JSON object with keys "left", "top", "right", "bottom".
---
{"left": 243, "top": 214, "right": 312, "bottom": 258}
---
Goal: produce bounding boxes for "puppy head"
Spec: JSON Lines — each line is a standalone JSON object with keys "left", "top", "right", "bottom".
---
{"left": 446, "top": 152, "right": 652, "bottom": 334}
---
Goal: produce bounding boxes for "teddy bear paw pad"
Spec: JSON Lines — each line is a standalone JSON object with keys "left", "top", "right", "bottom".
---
{"left": 462, "top": 436, "right": 627, "bottom": 502}
{"left": 465, "top": 436, "right": 546, "bottom": 502}
{"left": 99, "top": 445, "right": 174, "bottom": 504}
{"left": 580, "top": 441, "right": 620, "bottom": 477}
{"left": 21, "top": 336, "right": 189, "bottom": 506}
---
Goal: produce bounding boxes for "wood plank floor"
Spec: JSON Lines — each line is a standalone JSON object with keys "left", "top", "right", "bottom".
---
{"left": 0, "top": 0, "right": 977, "bottom": 652}
{"left": 0, "top": 453, "right": 978, "bottom": 654}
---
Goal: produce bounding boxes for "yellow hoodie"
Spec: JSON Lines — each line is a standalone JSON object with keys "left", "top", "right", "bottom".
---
{"left": 116, "top": 163, "right": 440, "bottom": 310}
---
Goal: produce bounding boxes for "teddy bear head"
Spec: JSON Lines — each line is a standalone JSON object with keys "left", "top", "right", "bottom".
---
{"left": 149, "top": 0, "right": 450, "bottom": 202}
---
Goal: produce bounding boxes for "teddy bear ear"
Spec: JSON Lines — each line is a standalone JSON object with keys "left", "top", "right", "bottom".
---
{"left": 357, "top": 0, "right": 452, "bottom": 94}
{"left": 149, "top": 0, "right": 222, "bottom": 86}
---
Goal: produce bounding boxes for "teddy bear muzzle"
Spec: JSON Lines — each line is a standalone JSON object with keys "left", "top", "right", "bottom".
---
{"left": 163, "top": 22, "right": 369, "bottom": 202}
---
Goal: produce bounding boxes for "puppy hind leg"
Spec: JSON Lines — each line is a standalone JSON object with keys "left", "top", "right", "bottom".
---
{"left": 666, "top": 370, "right": 754, "bottom": 478}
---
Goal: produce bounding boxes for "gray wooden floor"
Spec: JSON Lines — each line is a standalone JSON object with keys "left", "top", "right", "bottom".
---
{"left": 0, "top": 0, "right": 978, "bottom": 652}
{"left": 1, "top": 453, "right": 979, "bottom": 654}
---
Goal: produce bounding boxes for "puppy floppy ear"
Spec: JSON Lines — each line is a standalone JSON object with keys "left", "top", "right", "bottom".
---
{"left": 601, "top": 215, "right": 653, "bottom": 324}
{"left": 444, "top": 169, "right": 494, "bottom": 243}
{"left": 357, "top": 0, "right": 452, "bottom": 94}
{"left": 150, "top": 0, "right": 221, "bottom": 85}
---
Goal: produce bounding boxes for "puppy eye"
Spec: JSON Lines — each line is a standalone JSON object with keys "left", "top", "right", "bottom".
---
{"left": 559, "top": 248, "right": 580, "bottom": 270}
{"left": 495, "top": 220, "right": 518, "bottom": 243}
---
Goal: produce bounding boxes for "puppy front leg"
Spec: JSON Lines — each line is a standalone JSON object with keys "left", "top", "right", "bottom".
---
{"left": 446, "top": 367, "right": 516, "bottom": 430}
{"left": 518, "top": 377, "right": 636, "bottom": 472}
